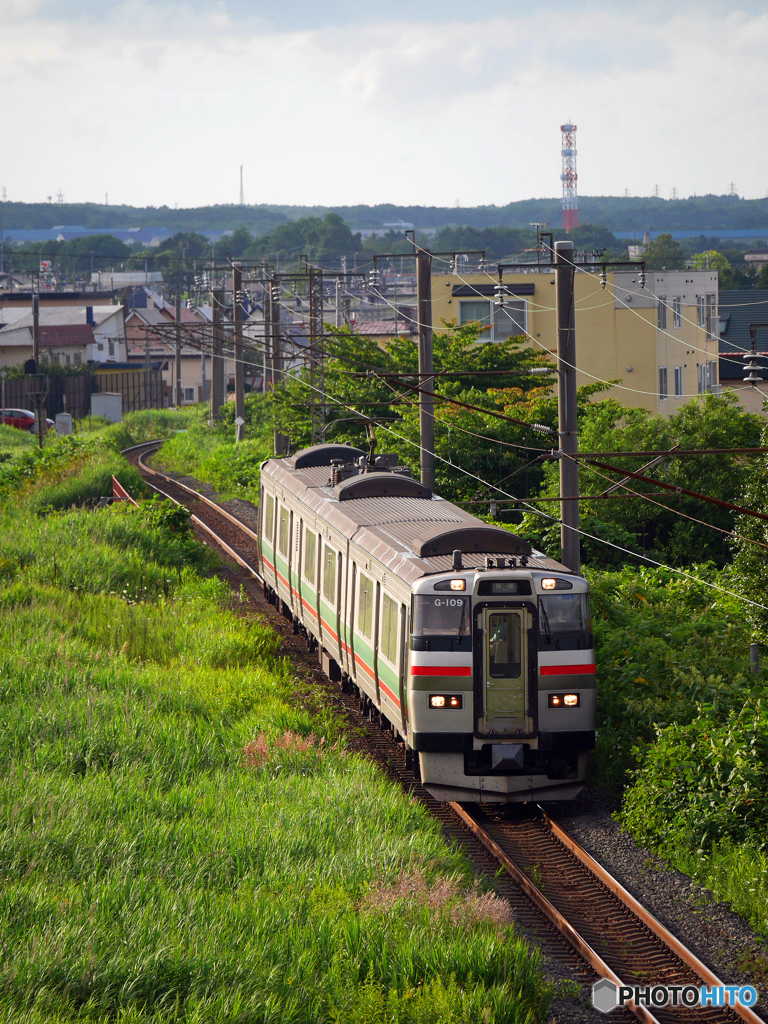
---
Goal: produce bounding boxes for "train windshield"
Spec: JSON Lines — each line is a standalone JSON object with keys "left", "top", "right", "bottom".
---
{"left": 538, "top": 593, "right": 591, "bottom": 637}
{"left": 413, "top": 595, "right": 471, "bottom": 637}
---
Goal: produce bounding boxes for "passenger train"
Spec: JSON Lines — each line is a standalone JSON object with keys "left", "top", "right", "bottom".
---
{"left": 258, "top": 442, "right": 595, "bottom": 803}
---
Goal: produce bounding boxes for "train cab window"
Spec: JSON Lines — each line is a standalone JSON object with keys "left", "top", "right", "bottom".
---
{"left": 358, "top": 573, "right": 374, "bottom": 638}
{"left": 538, "top": 593, "right": 592, "bottom": 646}
{"left": 278, "top": 507, "right": 290, "bottom": 556}
{"left": 264, "top": 494, "right": 275, "bottom": 542}
{"left": 488, "top": 613, "right": 522, "bottom": 679}
{"left": 304, "top": 531, "right": 317, "bottom": 585}
{"left": 322, "top": 544, "right": 336, "bottom": 605}
{"left": 412, "top": 595, "right": 470, "bottom": 637}
{"left": 381, "top": 593, "right": 398, "bottom": 664}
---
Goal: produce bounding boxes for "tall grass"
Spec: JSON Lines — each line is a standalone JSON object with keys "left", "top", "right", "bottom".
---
{"left": 0, "top": 456, "right": 550, "bottom": 1022}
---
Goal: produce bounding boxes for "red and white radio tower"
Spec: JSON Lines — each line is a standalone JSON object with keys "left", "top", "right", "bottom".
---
{"left": 560, "top": 123, "right": 578, "bottom": 232}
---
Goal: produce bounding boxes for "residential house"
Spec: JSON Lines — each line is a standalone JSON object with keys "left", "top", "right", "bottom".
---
{"left": 0, "top": 305, "right": 127, "bottom": 368}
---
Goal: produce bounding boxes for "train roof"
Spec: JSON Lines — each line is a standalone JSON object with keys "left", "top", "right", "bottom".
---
{"left": 263, "top": 444, "right": 568, "bottom": 586}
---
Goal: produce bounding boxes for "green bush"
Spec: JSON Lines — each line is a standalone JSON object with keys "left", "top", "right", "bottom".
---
{"left": 621, "top": 702, "right": 768, "bottom": 853}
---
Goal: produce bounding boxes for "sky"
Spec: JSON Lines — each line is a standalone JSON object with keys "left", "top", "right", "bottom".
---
{"left": 2, "top": 0, "right": 767, "bottom": 210}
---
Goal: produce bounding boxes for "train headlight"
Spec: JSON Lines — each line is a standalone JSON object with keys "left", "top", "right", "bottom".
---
{"left": 542, "top": 578, "right": 557, "bottom": 590}
{"left": 429, "top": 694, "right": 463, "bottom": 709}
{"left": 548, "top": 692, "right": 580, "bottom": 708}
{"left": 450, "top": 579, "right": 466, "bottom": 591}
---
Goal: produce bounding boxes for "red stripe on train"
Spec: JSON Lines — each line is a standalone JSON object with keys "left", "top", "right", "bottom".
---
{"left": 539, "top": 664, "right": 596, "bottom": 676}
{"left": 410, "top": 666, "right": 472, "bottom": 676}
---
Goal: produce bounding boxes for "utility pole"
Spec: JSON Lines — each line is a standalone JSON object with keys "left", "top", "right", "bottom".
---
{"left": 270, "top": 276, "right": 289, "bottom": 456}
{"left": 308, "top": 267, "right": 324, "bottom": 445}
{"left": 232, "top": 263, "right": 245, "bottom": 442}
{"left": 175, "top": 293, "right": 182, "bottom": 408}
{"left": 144, "top": 334, "right": 151, "bottom": 409}
{"left": 416, "top": 251, "right": 435, "bottom": 490}
{"left": 31, "top": 294, "right": 46, "bottom": 448}
{"left": 555, "top": 240, "right": 580, "bottom": 573}
{"left": 210, "top": 287, "right": 224, "bottom": 422}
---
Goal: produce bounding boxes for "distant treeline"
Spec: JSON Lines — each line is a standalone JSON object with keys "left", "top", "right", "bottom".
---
{"left": 3, "top": 194, "right": 768, "bottom": 235}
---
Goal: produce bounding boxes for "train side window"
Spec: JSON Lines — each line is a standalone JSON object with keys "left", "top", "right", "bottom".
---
{"left": 278, "top": 506, "right": 290, "bottom": 556}
{"left": 304, "top": 531, "right": 317, "bottom": 584}
{"left": 381, "top": 593, "right": 398, "bottom": 665}
{"left": 323, "top": 544, "right": 336, "bottom": 606}
{"left": 264, "top": 493, "right": 275, "bottom": 541}
{"left": 358, "top": 573, "right": 373, "bottom": 638}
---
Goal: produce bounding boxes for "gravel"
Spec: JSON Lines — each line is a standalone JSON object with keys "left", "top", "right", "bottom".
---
{"left": 546, "top": 789, "right": 768, "bottom": 998}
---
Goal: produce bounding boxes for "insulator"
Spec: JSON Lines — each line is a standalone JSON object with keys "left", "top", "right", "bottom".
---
{"left": 494, "top": 281, "right": 505, "bottom": 308}
{"left": 531, "top": 422, "right": 554, "bottom": 435}
{"left": 235, "top": 289, "right": 245, "bottom": 303}
{"left": 600, "top": 267, "right": 607, "bottom": 290}
{"left": 271, "top": 285, "right": 281, "bottom": 302}
{"left": 744, "top": 357, "right": 763, "bottom": 383}
{"left": 450, "top": 256, "right": 457, "bottom": 275}
{"left": 368, "top": 269, "right": 380, "bottom": 288}
{"left": 639, "top": 270, "right": 646, "bottom": 289}
{"left": 478, "top": 257, "right": 487, "bottom": 272}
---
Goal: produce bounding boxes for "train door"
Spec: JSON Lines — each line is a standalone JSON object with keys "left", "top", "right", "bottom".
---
{"left": 349, "top": 562, "right": 357, "bottom": 680}
{"left": 481, "top": 607, "right": 532, "bottom": 732}
{"left": 373, "top": 581, "right": 381, "bottom": 703}
{"left": 335, "top": 551, "right": 343, "bottom": 662}
{"left": 398, "top": 602, "right": 407, "bottom": 726}
{"left": 293, "top": 517, "right": 302, "bottom": 619}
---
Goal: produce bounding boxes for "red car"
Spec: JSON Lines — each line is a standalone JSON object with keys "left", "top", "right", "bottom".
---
{"left": 1, "top": 408, "right": 56, "bottom": 432}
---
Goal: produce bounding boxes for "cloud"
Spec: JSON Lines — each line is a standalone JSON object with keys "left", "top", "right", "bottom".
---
{"left": 0, "top": 1, "right": 766, "bottom": 208}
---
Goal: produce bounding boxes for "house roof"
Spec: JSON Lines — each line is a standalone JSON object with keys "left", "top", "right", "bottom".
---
{"left": 39, "top": 325, "right": 94, "bottom": 347}
{"left": 353, "top": 319, "right": 414, "bottom": 337}
{"left": 718, "top": 290, "right": 768, "bottom": 353}
{"left": 126, "top": 307, "right": 172, "bottom": 327}
{"left": 0, "top": 305, "right": 121, "bottom": 332}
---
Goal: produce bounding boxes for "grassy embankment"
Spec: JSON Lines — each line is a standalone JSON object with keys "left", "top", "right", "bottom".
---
{"left": 0, "top": 434, "right": 551, "bottom": 1023}
{"left": 144, "top": 406, "right": 768, "bottom": 940}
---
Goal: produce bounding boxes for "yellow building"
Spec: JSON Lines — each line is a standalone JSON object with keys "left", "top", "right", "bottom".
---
{"left": 430, "top": 267, "right": 720, "bottom": 415}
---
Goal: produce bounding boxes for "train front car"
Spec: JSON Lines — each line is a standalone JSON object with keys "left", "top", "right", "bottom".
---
{"left": 408, "top": 558, "right": 595, "bottom": 804}
{"left": 258, "top": 442, "right": 594, "bottom": 805}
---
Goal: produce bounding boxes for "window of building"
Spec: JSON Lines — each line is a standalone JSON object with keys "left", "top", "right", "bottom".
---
{"left": 183, "top": 387, "right": 195, "bottom": 403}
{"left": 278, "top": 506, "right": 289, "bottom": 555}
{"left": 381, "top": 593, "right": 399, "bottom": 665}
{"left": 698, "top": 364, "right": 707, "bottom": 394}
{"left": 264, "top": 493, "right": 275, "bottom": 541}
{"left": 658, "top": 297, "right": 667, "bottom": 330}
{"left": 697, "top": 296, "right": 705, "bottom": 327}
{"left": 304, "top": 530, "right": 316, "bottom": 584}
{"left": 97, "top": 342, "right": 104, "bottom": 351}
{"left": 459, "top": 300, "right": 492, "bottom": 335}
{"left": 322, "top": 544, "right": 336, "bottom": 605}
{"left": 74, "top": 353, "right": 81, "bottom": 365}
{"left": 108, "top": 341, "right": 115, "bottom": 356}
{"left": 493, "top": 299, "right": 527, "bottom": 341}
{"left": 358, "top": 573, "right": 374, "bottom": 639}
{"left": 705, "top": 294, "right": 717, "bottom": 340}
{"left": 659, "top": 366, "right": 668, "bottom": 400}
{"left": 674, "top": 366, "right": 683, "bottom": 397}
{"left": 672, "top": 297, "right": 682, "bottom": 328}
{"left": 708, "top": 360, "right": 718, "bottom": 388}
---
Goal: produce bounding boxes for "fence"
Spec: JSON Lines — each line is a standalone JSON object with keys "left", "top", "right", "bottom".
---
{"left": 0, "top": 370, "right": 166, "bottom": 420}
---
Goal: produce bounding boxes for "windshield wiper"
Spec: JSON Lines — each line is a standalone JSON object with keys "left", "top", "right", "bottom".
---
{"left": 538, "top": 600, "right": 553, "bottom": 644}
{"left": 457, "top": 600, "right": 469, "bottom": 640}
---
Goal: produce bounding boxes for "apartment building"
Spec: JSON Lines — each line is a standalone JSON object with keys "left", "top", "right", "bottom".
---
{"left": 430, "top": 267, "right": 720, "bottom": 415}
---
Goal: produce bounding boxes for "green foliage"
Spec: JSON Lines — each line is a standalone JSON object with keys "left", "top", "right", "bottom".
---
{"left": 730, "top": 419, "right": 768, "bottom": 644}
{"left": 521, "top": 393, "right": 763, "bottom": 568}
{"left": 273, "top": 322, "right": 560, "bottom": 506}
{"left": 640, "top": 232, "right": 686, "bottom": 270}
{"left": 587, "top": 564, "right": 762, "bottom": 792}
{"left": 621, "top": 702, "right": 768, "bottom": 854}
{"left": 0, "top": 448, "right": 550, "bottom": 1023}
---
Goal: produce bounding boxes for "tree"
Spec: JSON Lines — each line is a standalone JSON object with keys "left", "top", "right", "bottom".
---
{"left": 640, "top": 233, "right": 685, "bottom": 271}
{"left": 521, "top": 392, "right": 763, "bottom": 568}
{"left": 690, "top": 250, "right": 731, "bottom": 274}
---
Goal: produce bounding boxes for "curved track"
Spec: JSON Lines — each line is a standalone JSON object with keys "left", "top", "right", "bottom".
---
{"left": 123, "top": 440, "right": 764, "bottom": 1024}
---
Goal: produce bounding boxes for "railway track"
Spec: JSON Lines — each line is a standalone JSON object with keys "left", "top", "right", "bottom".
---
{"left": 123, "top": 440, "right": 764, "bottom": 1024}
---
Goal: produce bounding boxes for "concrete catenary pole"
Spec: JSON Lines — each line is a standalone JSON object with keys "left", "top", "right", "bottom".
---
{"left": 210, "top": 287, "right": 224, "bottom": 422}
{"left": 32, "top": 293, "right": 46, "bottom": 447}
{"left": 232, "top": 263, "right": 245, "bottom": 442}
{"left": 555, "top": 240, "right": 580, "bottom": 573}
{"left": 174, "top": 294, "right": 182, "bottom": 409}
{"left": 416, "top": 251, "right": 435, "bottom": 490}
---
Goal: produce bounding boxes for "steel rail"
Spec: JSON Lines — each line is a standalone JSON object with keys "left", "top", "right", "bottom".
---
{"left": 537, "top": 808, "right": 764, "bottom": 1024}
{"left": 448, "top": 802, "right": 661, "bottom": 1024}
{"left": 124, "top": 440, "right": 263, "bottom": 583}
